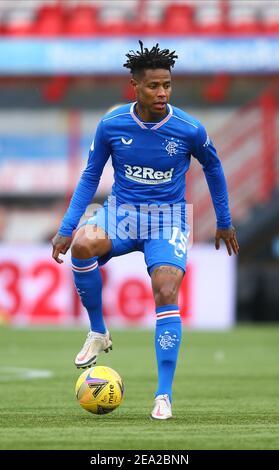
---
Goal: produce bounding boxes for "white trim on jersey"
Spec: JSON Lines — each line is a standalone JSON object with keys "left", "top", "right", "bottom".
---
{"left": 172, "top": 114, "right": 198, "bottom": 129}
{"left": 152, "top": 104, "right": 173, "bottom": 130}
{"left": 130, "top": 102, "right": 173, "bottom": 130}
{"left": 103, "top": 112, "right": 130, "bottom": 122}
{"left": 130, "top": 102, "right": 147, "bottom": 129}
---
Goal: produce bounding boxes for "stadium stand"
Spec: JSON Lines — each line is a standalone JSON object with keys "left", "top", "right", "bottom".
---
{"left": 65, "top": 4, "right": 98, "bottom": 36}
{"left": 0, "top": 0, "right": 276, "bottom": 37}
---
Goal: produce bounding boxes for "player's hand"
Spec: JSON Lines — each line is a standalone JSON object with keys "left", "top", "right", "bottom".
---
{"left": 215, "top": 226, "right": 239, "bottom": 256}
{"left": 51, "top": 233, "right": 72, "bottom": 264}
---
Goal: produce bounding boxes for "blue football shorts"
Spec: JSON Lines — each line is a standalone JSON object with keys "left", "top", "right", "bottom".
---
{"left": 84, "top": 200, "right": 189, "bottom": 275}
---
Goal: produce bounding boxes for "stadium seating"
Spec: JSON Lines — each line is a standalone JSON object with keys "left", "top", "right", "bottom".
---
{"left": 262, "top": 1, "right": 279, "bottom": 33}
{"left": 228, "top": 2, "right": 260, "bottom": 34}
{"left": 33, "top": 4, "right": 65, "bottom": 36}
{"left": 65, "top": 4, "right": 98, "bottom": 36}
{"left": 161, "top": 4, "right": 194, "bottom": 35}
{"left": 1, "top": 8, "right": 34, "bottom": 35}
{"left": 0, "top": 0, "right": 277, "bottom": 37}
{"left": 194, "top": 0, "right": 226, "bottom": 34}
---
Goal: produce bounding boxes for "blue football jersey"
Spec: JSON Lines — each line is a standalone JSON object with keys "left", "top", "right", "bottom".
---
{"left": 59, "top": 103, "right": 231, "bottom": 236}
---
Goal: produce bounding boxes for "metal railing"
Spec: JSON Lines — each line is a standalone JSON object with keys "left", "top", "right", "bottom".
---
{"left": 187, "top": 90, "right": 279, "bottom": 241}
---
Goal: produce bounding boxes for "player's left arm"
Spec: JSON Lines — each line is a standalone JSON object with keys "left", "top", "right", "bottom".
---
{"left": 215, "top": 226, "right": 239, "bottom": 256}
{"left": 192, "top": 124, "right": 239, "bottom": 256}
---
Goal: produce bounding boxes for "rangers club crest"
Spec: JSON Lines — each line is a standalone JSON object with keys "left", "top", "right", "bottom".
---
{"left": 158, "top": 331, "right": 180, "bottom": 350}
{"left": 163, "top": 138, "right": 180, "bottom": 156}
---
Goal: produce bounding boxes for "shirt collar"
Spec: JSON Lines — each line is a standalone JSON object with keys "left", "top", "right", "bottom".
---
{"left": 129, "top": 102, "right": 173, "bottom": 130}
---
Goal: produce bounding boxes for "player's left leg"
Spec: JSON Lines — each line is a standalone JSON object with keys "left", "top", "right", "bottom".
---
{"left": 150, "top": 265, "right": 184, "bottom": 419}
{"left": 144, "top": 221, "right": 188, "bottom": 419}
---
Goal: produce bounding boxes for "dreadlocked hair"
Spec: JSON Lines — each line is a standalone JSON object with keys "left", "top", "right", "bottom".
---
{"left": 123, "top": 40, "right": 178, "bottom": 75}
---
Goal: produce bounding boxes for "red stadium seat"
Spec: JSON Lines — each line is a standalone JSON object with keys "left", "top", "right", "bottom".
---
{"left": 161, "top": 4, "right": 194, "bottom": 34}
{"left": 99, "top": 20, "right": 129, "bottom": 36}
{"left": 1, "top": 9, "right": 35, "bottom": 36}
{"left": 42, "top": 76, "right": 69, "bottom": 103}
{"left": 202, "top": 74, "right": 230, "bottom": 103}
{"left": 194, "top": 1, "right": 226, "bottom": 35}
{"left": 33, "top": 5, "right": 65, "bottom": 36}
{"left": 138, "top": 20, "right": 165, "bottom": 36}
{"left": 2, "top": 23, "right": 34, "bottom": 36}
{"left": 228, "top": 5, "right": 260, "bottom": 34}
{"left": 262, "top": 5, "right": 279, "bottom": 34}
{"left": 263, "top": 21, "right": 279, "bottom": 34}
{"left": 65, "top": 5, "right": 99, "bottom": 36}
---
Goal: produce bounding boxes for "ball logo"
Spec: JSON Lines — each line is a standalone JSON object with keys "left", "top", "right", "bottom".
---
{"left": 108, "top": 384, "right": 115, "bottom": 404}
{"left": 158, "top": 331, "right": 179, "bottom": 350}
{"left": 87, "top": 378, "right": 109, "bottom": 398}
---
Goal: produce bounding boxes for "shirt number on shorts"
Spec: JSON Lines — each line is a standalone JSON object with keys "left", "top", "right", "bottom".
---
{"left": 168, "top": 227, "right": 189, "bottom": 258}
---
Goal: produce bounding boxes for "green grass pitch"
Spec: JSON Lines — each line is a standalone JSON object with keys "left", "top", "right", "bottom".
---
{"left": 0, "top": 325, "right": 278, "bottom": 450}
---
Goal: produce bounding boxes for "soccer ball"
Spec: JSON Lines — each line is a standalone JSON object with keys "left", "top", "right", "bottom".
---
{"left": 75, "top": 366, "right": 124, "bottom": 415}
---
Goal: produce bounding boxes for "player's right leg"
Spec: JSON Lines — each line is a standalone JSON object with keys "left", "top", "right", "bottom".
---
{"left": 71, "top": 224, "right": 113, "bottom": 369}
{"left": 72, "top": 201, "right": 139, "bottom": 369}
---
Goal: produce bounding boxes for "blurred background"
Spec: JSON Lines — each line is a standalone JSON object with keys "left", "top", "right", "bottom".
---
{"left": 0, "top": 0, "right": 278, "bottom": 329}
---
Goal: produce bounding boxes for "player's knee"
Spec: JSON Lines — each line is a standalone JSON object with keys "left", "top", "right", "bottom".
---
{"left": 154, "top": 284, "right": 177, "bottom": 306}
{"left": 71, "top": 235, "right": 101, "bottom": 259}
{"left": 71, "top": 239, "right": 92, "bottom": 259}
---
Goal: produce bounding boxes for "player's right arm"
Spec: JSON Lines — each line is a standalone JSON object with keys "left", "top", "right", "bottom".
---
{"left": 52, "top": 120, "right": 111, "bottom": 264}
